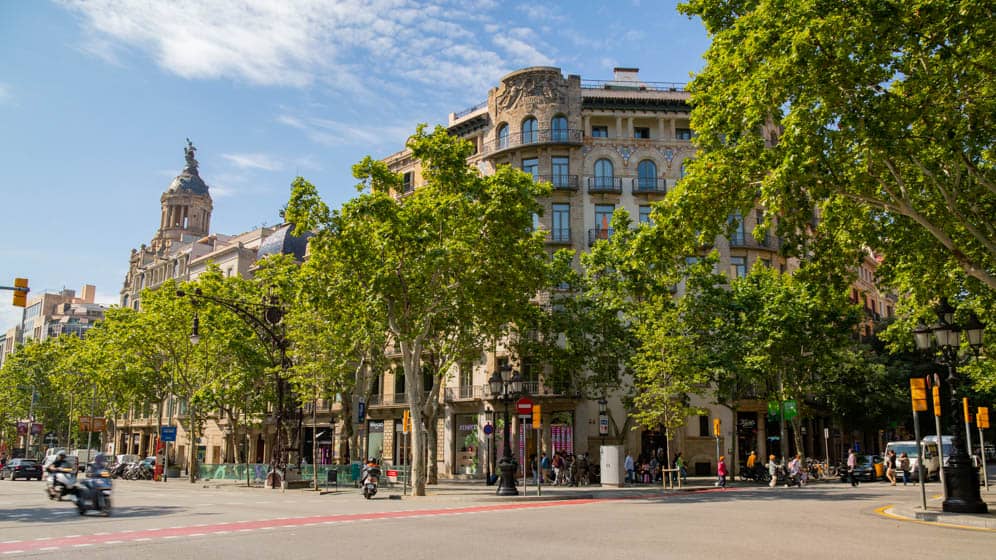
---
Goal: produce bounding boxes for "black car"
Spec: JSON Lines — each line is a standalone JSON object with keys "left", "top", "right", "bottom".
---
{"left": 2, "top": 458, "right": 43, "bottom": 481}
{"left": 840, "top": 454, "right": 884, "bottom": 482}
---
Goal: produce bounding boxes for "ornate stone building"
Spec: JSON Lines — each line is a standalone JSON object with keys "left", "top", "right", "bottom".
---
{"left": 368, "top": 66, "right": 798, "bottom": 480}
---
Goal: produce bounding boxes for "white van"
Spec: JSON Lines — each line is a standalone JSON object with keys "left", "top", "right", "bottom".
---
{"left": 884, "top": 440, "right": 940, "bottom": 481}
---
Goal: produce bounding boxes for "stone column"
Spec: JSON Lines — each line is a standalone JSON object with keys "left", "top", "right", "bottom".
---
{"left": 615, "top": 117, "right": 623, "bottom": 138}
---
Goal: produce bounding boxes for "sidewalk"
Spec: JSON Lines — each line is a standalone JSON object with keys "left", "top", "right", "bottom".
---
{"left": 884, "top": 491, "right": 996, "bottom": 531}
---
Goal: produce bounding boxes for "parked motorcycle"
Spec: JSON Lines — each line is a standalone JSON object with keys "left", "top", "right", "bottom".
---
{"left": 76, "top": 467, "right": 113, "bottom": 516}
{"left": 361, "top": 462, "right": 381, "bottom": 499}
{"left": 45, "top": 468, "right": 77, "bottom": 501}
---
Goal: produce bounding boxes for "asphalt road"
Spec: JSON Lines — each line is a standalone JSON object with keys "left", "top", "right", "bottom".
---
{"left": 1, "top": 477, "right": 993, "bottom": 559}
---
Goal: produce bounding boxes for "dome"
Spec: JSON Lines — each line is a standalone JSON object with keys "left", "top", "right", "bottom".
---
{"left": 257, "top": 224, "right": 312, "bottom": 261}
{"left": 167, "top": 139, "right": 210, "bottom": 196}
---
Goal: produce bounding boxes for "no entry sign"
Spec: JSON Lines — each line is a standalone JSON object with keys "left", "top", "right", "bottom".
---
{"left": 517, "top": 397, "right": 533, "bottom": 417}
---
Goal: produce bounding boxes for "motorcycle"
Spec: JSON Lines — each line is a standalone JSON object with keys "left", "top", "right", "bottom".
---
{"left": 361, "top": 464, "right": 381, "bottom": 499}
{"left": 76, "top": 468, "right": 113, "bottom": 516}
{"left": 45, "top": 467, "right": 77, "bottom": 501}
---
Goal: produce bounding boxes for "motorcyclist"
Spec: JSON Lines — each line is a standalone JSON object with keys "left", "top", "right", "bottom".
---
{"left": 86, "top": 453, "right": 108, "bottom": 477}
{"left": 47, "top": 451, "right": 76, "bottom": 499}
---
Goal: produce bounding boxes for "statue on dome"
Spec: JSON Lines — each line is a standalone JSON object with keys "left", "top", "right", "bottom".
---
{"left": 184, "top": 138, "right": 198, "bottom": 170}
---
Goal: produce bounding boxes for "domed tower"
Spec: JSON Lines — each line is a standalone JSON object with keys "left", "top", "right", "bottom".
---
{"left": 153, "top": 139, "right": 213, "bottom": 251}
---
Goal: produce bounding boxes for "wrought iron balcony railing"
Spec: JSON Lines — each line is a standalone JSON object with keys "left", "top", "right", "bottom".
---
{"left": 535, "top": 174, "right": 579, "bottom": 191}
{"left": 482, "top": 128, "right": 583, "bottom": 155}
{"left": 631, "top": 177, "right": 667, "bottom": 194}
{"left": 587, "top": 177, "right": 623, "bottom": 194}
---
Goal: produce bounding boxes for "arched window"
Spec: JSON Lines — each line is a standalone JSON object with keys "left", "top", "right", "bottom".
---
{"left": 497, "top": 124, "right": 509, "bottom": 149}
{"left": 594, "top": 159, "right": 614, "bottom": 189}
{"left": 637, "top": 160, "right": 657, "bottom": 190}
{"left": 680, "top": 159, "right": 693, "bottom": 179}
{"left": 522, "top": 117, "right": 538, "bottom": 144}
{"left": 551, "top": 116, "right": 568, "bottom": 141}
{"left": 122, "top": 294, "right": 129, "bottom": 308}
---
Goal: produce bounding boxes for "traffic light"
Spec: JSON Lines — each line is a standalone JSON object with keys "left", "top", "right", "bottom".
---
{"left": 12, "top": 278, "right": 28, "bottom": 307}
{"left": 978, "top": 407, "right": 990, "bottom": 429}
{"left": 964, "top": 398, "right": 972, "bottom": 424}
{"left": 713, "top": 418, "right": 721, "bottom": 437}
{"left": 909, "top": 378, "right": 928, "bottom": 412}
{"left": 932, "top": 386, "right": 942, "bottom": 417}
{"left": 402, "top": 409, "right": 410, "bottom": 434}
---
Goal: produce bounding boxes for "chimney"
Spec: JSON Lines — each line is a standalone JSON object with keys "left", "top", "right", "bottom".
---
{"left": 80, "top": 284, "right": 96, "bottom": 304}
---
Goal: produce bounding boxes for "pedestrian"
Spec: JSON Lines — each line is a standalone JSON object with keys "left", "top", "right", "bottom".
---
{"left": 767, "top": 454, "right": 778, "bottom": 488}
{"left": 552, "top": 452, "right": 564, "bottom": 485}
{"left": 787, "top": 453, "right": 801, "bottom": 487}
{"left": 624, "top": 452, "right": 635, "bottom": 484}
{"left": 716, "top": 455, "right": 728, "bottom": 488}
{"left": 540, "top": 452, "right": 551, "bottom": 483}
{"left": 847, "top": 448, "right": 859, "bottom": 487}
{"left": 649, "top": 455, "right": 660, "bottom": 483}
{"left": 885, "top": 449, "right": 897, "bottom": 486}
{"left": 899, "top": 452, "right": 911, "bottom": 486}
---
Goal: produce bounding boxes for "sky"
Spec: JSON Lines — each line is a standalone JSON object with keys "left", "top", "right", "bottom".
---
{"left": 0, "top": 0, "right": 710, "bottom": 333}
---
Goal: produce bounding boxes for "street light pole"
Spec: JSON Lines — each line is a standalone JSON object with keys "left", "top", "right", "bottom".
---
{"left": 913, "top": 298, "right": 987, "bottom": 514}
{"left": 489, "top": 364, "right": 524, "bottom": 496}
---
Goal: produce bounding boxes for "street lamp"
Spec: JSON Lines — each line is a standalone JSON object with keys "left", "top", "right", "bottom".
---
{"left": 913, "top": 298, "right": 987, "bottom": 514}
{"left": 488, "top": 364, "right": 524, "bottom": 496}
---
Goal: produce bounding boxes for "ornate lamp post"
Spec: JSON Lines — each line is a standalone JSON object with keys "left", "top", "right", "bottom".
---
{"left": 488, "top": 364, "right": 524, "bottom": 496}
{"left": 913, "top": 298, "right": 987, "bottom": 514}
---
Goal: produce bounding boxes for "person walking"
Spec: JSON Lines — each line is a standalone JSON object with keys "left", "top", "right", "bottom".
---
{"left": 899, "top": 452, "right": 911, "bottom": 486}
{"left": 673, "top": 452, "right": 687, "bottom": 484}
{"left": 847, "top": 448, "right": 859, "bottom": 487}
{"left": 624, "top": 452, "right": 635, "bottom": 485}
{"left": 767, "top": 454, "right": 778, "bottom": 488}
{"left": 885, "top": 449, "right": 897, "bottom": 486}
{"left": 786, "top": 454, "right": 801, "bottom": 487}
{"left": 716, "top": 455, "right": 728, "bottom": 488}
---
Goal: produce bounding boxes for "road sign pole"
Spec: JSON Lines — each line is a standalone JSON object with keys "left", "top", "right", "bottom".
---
{"left": 979, "top": 425, "right": 989, "bottom": 492}
{"left": 913, "top": 409, "right": 927, "bottom": 510}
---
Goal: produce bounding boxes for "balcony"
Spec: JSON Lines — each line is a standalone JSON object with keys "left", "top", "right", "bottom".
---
{"left": 482, "top": 128, "right": 583, "bottom": 155}
{"left": 631, "top": 177, "right": 667, "bottom": 194}
{"left": 367, "top": 391, "right": 429, "bottom": 407}
{"left": 546, "top": 228, "right": 572, "bottom": 244}
{"left": 728, "top": 234, "right": 780, "bottom": 251}
{"left": 444, "top": 385, "right": 488, "bottom": 401}
{"left": 588, "top": 228, "right": 615, "bottom": 246}
{"left": 535, "top": 174, "right": 579, "bottom": 191}
{"left": 444, "top": 382, "right": 582, "bottom": 402}
{"left": 587, "top": 177, "right": 623, "bottom": 194}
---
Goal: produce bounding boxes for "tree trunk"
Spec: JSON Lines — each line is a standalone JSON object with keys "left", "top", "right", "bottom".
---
{"left": 791, "top": 415, "right": 804, "bottom": 460}
{"left": 339, "top": 394, "right": 353, "bottom": 465}
{"left": 187, "top": 408, "right": 198, "bottom": 483}
{"left": 426, "top": 414, "right": 438, "bottom": 485}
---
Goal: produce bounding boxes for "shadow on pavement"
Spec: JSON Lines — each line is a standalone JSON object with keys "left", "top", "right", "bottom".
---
{"left": 1, "top": 505, "right": 185, "bottom": 523}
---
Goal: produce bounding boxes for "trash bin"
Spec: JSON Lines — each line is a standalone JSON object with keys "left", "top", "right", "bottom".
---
{"left": 350, "top": 462, "right": 362, "bottom": 485}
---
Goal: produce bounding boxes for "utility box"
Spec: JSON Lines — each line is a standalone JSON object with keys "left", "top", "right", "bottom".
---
{"left": 600, "top": 445, "right": 625, "bottom": 487}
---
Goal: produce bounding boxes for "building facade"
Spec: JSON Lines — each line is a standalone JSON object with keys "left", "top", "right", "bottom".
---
{"left": 361, "top": 66, "right": 798, "bottom": 479}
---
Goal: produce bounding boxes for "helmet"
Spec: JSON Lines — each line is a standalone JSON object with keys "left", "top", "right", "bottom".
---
{"left": 56, "top": 450, "right": 67, "bottom": 459}
{"left": 368, "top": 457, "right": 375, "bottom": 463}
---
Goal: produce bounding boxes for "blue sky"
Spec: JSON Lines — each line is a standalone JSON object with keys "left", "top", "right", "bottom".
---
{"left": 0, "top": 0, "right": 710, "bottom": 331}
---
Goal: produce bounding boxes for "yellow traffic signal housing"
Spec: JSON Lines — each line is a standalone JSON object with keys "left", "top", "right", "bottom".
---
{"left": 978, "top": 407, "right": 990, "bottom": 429}
{"left": 713, "top": 418, "right": 721, "bottom": 437}
{"left": 932, "top": 386, "right": 942, "bottom": 417}
{"left": 909, "top": 378, "right": 928, "bottom": 412}
{"left": 402, "top": 409, "right": 411, "bottom": 434}
{"left": 12, "top": 278, "right": 28, "bottom": 307}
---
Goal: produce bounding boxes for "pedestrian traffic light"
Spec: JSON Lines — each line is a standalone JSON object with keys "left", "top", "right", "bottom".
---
{"left": 713, "top": 418, "right": 721, "bottom": 437}
{"left": 932, "top": 386, "right": 942, "bottom": 417}
{"left": 11, "top": 278, "right": 28, "bottom": 307}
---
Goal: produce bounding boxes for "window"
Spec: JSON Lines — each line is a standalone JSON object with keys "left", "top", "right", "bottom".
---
{"left": 552, "top": 156, "right": 569, "bottom": 188}
{"left": 497, "top": 124, "right": 509, "bottom": 149}
{"left": 680, "top": 159, "right": 692, "bottom": 179}
{"left": 728, "top": 212, "right": 745, "bottom": 245}
{"left": 637, "top": 160, "right": 657, "bottom": 190}
{"left": 730, "top": 256, "right": 747, "bottom": 279}
{"left": 522, "top": 117, "right": 538, "bottom": 144}
{"left": 595, "top": 204, "right": 614, "bottom": 234}
{"left": 634, "top": 127, "right": 650, "bottom": 139}
{"left": 760, "top": 258, "right": 772, "bottom": 268}
{"left": 551, "top": 116, "right": 568, "bottom": 141}
{"left": 699, "top": 415, "right": 710, "bottom": 437}
{"left": 532, "top": 213, "right": 541, "bottom": 232}
{"left": 552, "top": 203, "right": 570, "bottom": 242}
{"left": 522, "top": 158, "right": 539, "bottom": 180}
{"left": 593, "top": 159, "right": 614, "bottom": 189}
{"left": 676, "top": 128, "right": 693, "bottom": 140}
{"left": 591, "top": 125, "right": 608, "bottom": 138}
{"left": 402, "top": 171, "right": 414, "bottom": 193}
{"left": 638, "top": 205, "right": 652, "bottom": 224}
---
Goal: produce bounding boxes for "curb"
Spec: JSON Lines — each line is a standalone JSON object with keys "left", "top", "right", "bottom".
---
{"left": 876, "top": 504, "right": 996, "bottom": 532}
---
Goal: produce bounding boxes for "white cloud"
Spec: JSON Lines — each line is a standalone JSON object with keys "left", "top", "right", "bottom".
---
{"left": 221, "top": 153, "right": 284, "bottom": 172}
{"left": 60, "top": 0, "right": 557, "bottom": 98}
{"left": 276, "top": 112, "right": 412, "bottom": 148}
{"left": 0, "top": 83, "right": 11, "bottom": 103}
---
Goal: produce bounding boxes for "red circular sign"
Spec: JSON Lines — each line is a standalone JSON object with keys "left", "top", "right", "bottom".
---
{"left": 516, "top": 397, "right": 533, "bottom": 414}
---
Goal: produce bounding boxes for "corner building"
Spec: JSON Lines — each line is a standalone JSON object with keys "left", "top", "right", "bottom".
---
{"left": 378, "top": 67, "right": 791, "bottom": 479}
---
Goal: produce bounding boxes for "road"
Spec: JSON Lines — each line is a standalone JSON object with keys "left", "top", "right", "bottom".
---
{"left": 1, "top": 478, "right": 993, "bottom": 558}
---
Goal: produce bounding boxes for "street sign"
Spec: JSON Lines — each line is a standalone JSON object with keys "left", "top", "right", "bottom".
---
{"left": 92, "top": 417, "right": 106, "bottom": 432}
{"left": 160, "top": 426, "right": 177, "bottom": 442}
{"left": 516, "top": 397, "right": 533, "bottom": 416}
{"left": 483, "top": 423, "right": 493, "bottom": 436}
{"left": 79, "top": 416, "right": 91, "bottom": 432}
{"left": 599, "top": 416, "right": 609, "bottom": 436}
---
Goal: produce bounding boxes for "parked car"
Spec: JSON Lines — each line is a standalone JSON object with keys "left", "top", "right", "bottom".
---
{"left": 840, "top": 454, "right": 884, "bottom": 482}
{"left": 2, "top": 458, "right": 43, "bottom": 481}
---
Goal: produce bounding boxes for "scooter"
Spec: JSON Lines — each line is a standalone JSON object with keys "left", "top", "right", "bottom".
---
{"left": 361, "top": 464, "right": 381, "bottom": 499}
{"left": 45, "top": 468, "right": 77, "bottom": 501}
{"left": 76, "top": 467, "right": 113, "bottom": 516}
